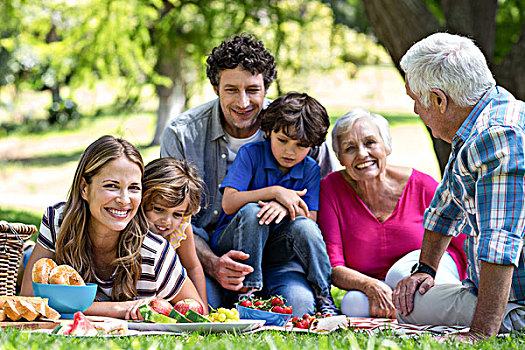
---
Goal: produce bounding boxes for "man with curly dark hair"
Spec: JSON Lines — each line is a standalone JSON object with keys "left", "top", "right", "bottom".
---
{"left": 161, "top": 34, "right": 336, "bottom": 315}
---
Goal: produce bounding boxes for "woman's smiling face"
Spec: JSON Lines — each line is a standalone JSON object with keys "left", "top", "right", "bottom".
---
{"left": 337, "top": 118, "right": 389, "bottom": 182}
{"left": 81, "top": 156, "right": 142, "bottom": 235}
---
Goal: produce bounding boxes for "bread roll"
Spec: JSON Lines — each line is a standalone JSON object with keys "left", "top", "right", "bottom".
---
{"left": 48, "top": 265, "right": 85, "bottom": 286}
{"left": 32, "top": 258, "right": 58, "bottom": 284}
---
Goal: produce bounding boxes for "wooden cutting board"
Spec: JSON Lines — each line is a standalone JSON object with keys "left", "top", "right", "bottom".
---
{"left": 0, "top": 320, "right": 60, "bottom": 330}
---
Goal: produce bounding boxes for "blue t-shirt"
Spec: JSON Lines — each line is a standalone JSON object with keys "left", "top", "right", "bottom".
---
{"left": 211, "top": 140, "right": 321, "bottom": 250}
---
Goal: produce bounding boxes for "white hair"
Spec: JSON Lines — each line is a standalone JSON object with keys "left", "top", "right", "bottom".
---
{"left": 332, "top": 108, "right": 392, "bottom": 157}
{"left": 400, "top": 32, "right": 495, "bottom": 108}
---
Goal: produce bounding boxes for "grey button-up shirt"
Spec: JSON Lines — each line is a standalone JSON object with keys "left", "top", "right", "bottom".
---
{"left": 160, "top": 98, "right": 337, "bottom": 243}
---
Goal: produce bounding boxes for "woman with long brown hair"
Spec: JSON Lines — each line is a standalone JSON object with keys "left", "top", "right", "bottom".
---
{"left": 21, "top": 135, "right": 203, "bottom": 319}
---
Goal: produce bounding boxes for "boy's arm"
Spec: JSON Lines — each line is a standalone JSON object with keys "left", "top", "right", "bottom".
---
{"left": 222, "top": 186, "right": 309, "bottom": 219}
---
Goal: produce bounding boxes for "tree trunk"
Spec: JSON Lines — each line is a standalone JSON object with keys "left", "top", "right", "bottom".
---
{"left": 442, "top": 0, "right": 497, "bottom": 61}
{"left": 493, "top": 28, "right": 525, "bottom": 100}
{"left": 150, "top": 46, "right": 186, "bottom": 147}
{"left": 362, "top": 0, "right": 441, "bottom": 72}
{"left": 362, "top": 0, "right": 454, "bottom": 172}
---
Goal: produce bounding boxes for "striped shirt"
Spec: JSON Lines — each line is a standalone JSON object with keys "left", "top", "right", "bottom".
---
{"left": 38, "top": 202, "right": 187, "bottom": 302}
{"left": 423, "top": 86, "right": 525, "bottom": 303}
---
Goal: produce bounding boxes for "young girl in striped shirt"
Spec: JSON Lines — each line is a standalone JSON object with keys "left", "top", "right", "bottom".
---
{"left": 143, "top": 158, "right": 208, "bottom": 311}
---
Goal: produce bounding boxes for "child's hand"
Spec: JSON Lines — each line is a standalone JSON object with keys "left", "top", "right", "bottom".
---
{"left": 257, "top": 201, "right": 288, "bottom": 225}
{"left": 273, "top": 187, "right": 309, "bottom": 220}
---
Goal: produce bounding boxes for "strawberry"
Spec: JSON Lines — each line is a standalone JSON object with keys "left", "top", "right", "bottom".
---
{"left": 270, "top": 296, "right": 285, "bottom": 306}
{"left": 272, "top": 305, "right": 284, "bottom": 314}
{"left": 240, "top": 300, "right": 253, "bottom": 308}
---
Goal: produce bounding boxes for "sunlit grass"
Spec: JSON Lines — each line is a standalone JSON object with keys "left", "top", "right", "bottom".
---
{"left": 0, "top": 327, "right": 523, "bottom": 349}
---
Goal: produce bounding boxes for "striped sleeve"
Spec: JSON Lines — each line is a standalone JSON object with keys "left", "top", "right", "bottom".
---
{"left": 137, "top": 232, "right": 187, "bottom": 301}
{"left": 37, "top": 202, "right": 65, "bottom": 252}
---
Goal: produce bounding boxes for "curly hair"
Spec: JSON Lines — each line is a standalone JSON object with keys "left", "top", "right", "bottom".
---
{"left": 206, "top": 34, "right": 277, "bottom": 90}
{"left": 56, "top": 135, "right": 147, "bottom": 302}
{"left": 143, "top": 158, "right": 204, "bottom": 217}
{"left": 260, "top": 92, "right": 330, "bottom": 147}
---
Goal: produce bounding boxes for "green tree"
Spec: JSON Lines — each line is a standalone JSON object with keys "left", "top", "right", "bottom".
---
{"left": 326, "top": 0, "right": 525, "bottom": 175}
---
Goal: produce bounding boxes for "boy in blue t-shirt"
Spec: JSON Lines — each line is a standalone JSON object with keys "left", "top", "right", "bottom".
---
{"left": 212, "top": 92, "right": 339, "bottom": 315}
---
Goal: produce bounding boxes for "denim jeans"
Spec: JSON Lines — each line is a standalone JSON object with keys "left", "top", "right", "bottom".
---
{"left": 206, "top": 262, "right": 316, "bottom": 317}
{"left": 216, "top": 203, "right": 333, "bottom": 298}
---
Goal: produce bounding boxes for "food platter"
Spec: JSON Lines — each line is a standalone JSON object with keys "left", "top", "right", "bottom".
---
{"left": 128, "top": 319, "right": 265, "bottom": 333}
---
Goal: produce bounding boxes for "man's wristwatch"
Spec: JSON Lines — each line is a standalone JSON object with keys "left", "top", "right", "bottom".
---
{"left": 410, "top": 262, "right": 436, "bottom": 279}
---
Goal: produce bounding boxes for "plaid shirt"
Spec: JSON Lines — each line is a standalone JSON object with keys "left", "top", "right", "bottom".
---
{"left": 423, "top": 86, "right": 525, "bottom": 303}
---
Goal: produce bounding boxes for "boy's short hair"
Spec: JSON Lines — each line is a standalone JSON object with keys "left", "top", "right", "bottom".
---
{"left": 206, "top": 33, "right": 277, "bottom": 91}
{"left": 143, "top": 158, "right": 205, "bottom": 216}
{"left": 260, "top": 92, "right": 330, "bottom": 147}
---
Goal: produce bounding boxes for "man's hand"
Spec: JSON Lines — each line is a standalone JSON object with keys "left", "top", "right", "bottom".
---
{"left": 273, "top": 187, "right": 309, "bottom": 220}
{"left": 257, "top": 200, "right": 288, "bottom": 225}
{"left": 364, "top": 280, "right": 396, "bottom": 318}
{"left": 393, "top": 273, "right": 435, "bottom": 316}
{"left": 212, "top": 250, "right": 254, "bottom": 291}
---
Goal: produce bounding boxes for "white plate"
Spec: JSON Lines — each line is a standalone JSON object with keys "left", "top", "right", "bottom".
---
{"left": 128, "top": 319, "right": 266, "bottom": 333}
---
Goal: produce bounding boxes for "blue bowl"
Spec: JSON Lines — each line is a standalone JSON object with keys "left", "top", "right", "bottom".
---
{"left": 32, "top": 282, "right": 97, "bottom": 319}
{"left": 236, "top": 305, "right": 291, "bottom": 326}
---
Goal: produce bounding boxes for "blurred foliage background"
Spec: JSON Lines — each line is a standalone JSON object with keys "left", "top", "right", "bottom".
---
{"left": 0, "top": 0, "right": 389, "bottom": 145}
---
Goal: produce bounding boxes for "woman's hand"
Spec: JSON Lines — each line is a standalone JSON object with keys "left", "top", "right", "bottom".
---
{"left": 125, "top": 297, "right": 154, "bottom": 321}
{"left": 272, "top": 187, "right": 309, "bottom": 220}
{"left": 364, "top": 280, "right": 396, "bottom": 318}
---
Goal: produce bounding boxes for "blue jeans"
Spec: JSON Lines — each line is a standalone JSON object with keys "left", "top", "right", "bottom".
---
{"left": 206, "top": 262, "right": 316, "bottom": 317}
{"left": 215, "top": 203, "right": 332, "bottom": 300}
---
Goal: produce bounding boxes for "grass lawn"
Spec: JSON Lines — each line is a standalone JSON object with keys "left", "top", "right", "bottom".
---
{"left": 1, "top": 327, "right": 525, "bottom": 349}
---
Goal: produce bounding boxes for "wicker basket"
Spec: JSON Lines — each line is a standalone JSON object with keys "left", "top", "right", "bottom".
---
{"left": 0, "top": 221, "right": 37, "bottom": 296}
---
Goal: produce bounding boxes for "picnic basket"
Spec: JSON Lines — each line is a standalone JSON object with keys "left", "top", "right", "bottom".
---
{"left": 0, "top": 221, "right": 37, "bottom": 296}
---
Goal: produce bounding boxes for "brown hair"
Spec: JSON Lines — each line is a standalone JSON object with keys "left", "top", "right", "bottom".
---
{"left": 143, "top": 158, "right": 204, "bottom": 217}
{"left": 206, "top": 33, "right": 276, "bottom": 90}
{"left": 56, "top": 135, "right": 147, "bottom": 301}
{"left": 260, "top": 92, "right": 330, "bottom": 147}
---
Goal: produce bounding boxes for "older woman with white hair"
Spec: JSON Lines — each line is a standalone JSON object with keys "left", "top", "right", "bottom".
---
{"left": 318, "top": 108, "right": 467, "bottom": 318}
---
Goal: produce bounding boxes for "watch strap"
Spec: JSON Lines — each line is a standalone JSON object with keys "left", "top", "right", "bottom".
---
{"left": 410, "top": 262, "right": 436, "bottom": 279}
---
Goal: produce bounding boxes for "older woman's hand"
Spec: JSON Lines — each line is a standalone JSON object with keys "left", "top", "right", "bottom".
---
{"left": 364, "top": 280, "right": 396, "bottom": 318}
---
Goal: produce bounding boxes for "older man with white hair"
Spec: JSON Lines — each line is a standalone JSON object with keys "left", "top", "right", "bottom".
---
{"left": 393, "top": 32, "right": 525, "bottom": 341}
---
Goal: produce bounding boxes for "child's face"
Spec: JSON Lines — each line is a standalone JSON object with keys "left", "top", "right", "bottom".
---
{"left": 269, "top": 129, "right": 311, "bottom": 172}
{"left": 145, "top": 197, "right": 189, "bottom": 237}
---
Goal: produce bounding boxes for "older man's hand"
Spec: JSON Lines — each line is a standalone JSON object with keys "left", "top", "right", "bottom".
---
{"left": 392, "top": 273, "right": 435, "bottom": 316}
{"left": 212, "top": 250, "right": 254, "bottom": 291}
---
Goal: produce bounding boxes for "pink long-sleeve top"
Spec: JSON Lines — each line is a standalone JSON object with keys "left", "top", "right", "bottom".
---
{"left": 318, "top": 169, "right": 467, "bottom": 281}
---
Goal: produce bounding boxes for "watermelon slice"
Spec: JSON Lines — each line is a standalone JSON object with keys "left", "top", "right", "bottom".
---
{"left": 66, "top": 311, "right": 97, "bottom": 336}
